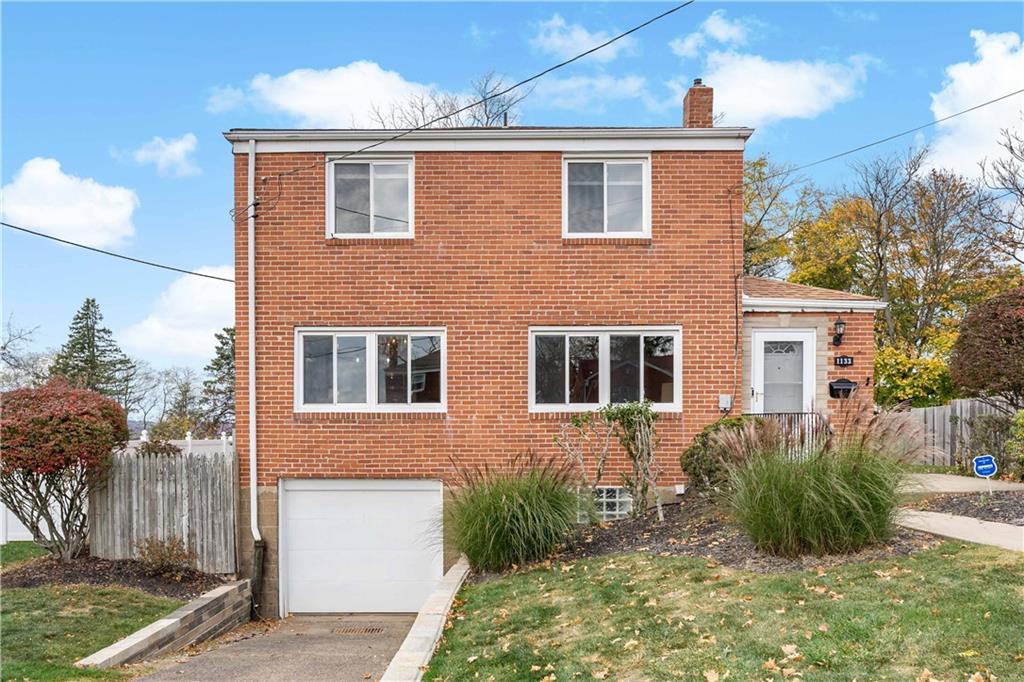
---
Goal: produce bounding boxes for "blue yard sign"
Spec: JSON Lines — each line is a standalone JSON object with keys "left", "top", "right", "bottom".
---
{"left": 972, "top": 455, "right": 998, "bottom": 479}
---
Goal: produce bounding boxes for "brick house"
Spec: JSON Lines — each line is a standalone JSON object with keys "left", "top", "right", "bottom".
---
{"left": 225, "top": 80, "right": 884, "bottom": 617}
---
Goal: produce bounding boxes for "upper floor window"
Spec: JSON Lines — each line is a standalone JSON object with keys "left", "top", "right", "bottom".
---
{"left": 328, "top": 158, "right": 414, "bottom": 238}
{"left": 563, "top": 157, "right": 651, "bottom": 237}
{"left": 296, "top": 327, "right": 444, "bottom": 412}
{"left": 529, "top": 326, "right": 680, "bottom": 412}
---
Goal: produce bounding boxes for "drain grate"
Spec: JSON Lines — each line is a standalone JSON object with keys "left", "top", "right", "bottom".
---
{"left": 333, "top": 626, "right": 385, "bottom": 636}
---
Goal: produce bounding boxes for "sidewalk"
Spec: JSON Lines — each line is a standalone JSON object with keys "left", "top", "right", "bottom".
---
{"left": 897, "top": 510, "right": 1023, "bottom": 553}
{"left": 904, "top": 473, "right": 1024, "bottom": 494}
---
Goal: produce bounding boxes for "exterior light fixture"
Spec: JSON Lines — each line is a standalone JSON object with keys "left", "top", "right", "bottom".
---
{"left": 832, "top": 317, "right": 846, "bottom": 346}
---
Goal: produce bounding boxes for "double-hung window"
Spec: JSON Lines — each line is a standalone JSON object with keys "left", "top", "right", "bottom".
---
{"left": 529, "top": 327, "right": 681, "bottom": 412}
{"left": 563, "top": 157, "right": 650, "bottom": 237}
{"left": 328, "top": 158, "right": 414, "bottom": 237}
{"left": 296, "top": 328, "right": 445, "bottom": 412}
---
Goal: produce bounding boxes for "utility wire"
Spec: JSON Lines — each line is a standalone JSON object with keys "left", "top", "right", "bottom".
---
{"left": 776, "top": 88, "right": 1024, "bottom": 180}
{"left": 234, "top": 0, "right": 698, "bottom": 219}
{"left": 2, "top": 221, "right": 235, "bottom": 283}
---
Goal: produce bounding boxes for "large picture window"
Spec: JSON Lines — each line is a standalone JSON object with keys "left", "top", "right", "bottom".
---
{"left": 328, "top": 159, "right": 414, "bottom": 238}
{"left": 529, "top": 327, "right": 681, "bottom": 412}
{"left": 563, "top": 157, "right": 650, "bottom": 237}
{"left": 296, "top": 328, "right": 444, "bottom": 412}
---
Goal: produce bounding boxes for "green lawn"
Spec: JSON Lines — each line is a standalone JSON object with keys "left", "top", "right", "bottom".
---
{"left": 1, "top": 584, "right": 183, "bottom": 681}
{"left": 0, "top": 540, "right": 48, "bottom": 570}
{"left": 427, "top": 543, "right": 1023, "bottom": 681}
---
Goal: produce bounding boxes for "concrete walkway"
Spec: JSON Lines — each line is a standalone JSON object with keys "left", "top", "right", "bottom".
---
{"left": 898, "top": 510, "right": 1023, "bottom": 552}
{"left": 905, "top": 473, "right": 1024, "bottom": 494}
{"left": 141, "top": 614, "right": 414, "bottom": 681}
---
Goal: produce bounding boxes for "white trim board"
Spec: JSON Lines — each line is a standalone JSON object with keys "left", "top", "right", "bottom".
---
{"left": 226, "top": 128, "right": 752, "bottom": 154}
{"left": 744, "top": 296, "right": 887, "bottom": 313}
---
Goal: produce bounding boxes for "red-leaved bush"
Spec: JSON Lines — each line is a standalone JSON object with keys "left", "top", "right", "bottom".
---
{"left": 1, "top": 379, "right": 127, "bottom": 560}
{"left": 950, "top": 287, "right": 1024, "bottom": 410}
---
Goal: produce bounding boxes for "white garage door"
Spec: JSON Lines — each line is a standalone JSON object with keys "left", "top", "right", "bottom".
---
{"left": 280, "top": 479, "right": 443, "bottom": 615}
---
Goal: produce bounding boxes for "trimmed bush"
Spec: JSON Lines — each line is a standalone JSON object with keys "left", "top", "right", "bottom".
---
{"left": 680, "top": 416, "right": 753, "bottom": 492}
{"left": 447, "top": 454, "right": 578, "bottom": 572}
{"left": 726, "top": 445, "right": 903, "bottom": 556}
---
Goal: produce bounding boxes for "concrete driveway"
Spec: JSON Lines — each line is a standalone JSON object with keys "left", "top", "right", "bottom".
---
{"left": 140, "top": 614, "right": 414, "bottom": 682}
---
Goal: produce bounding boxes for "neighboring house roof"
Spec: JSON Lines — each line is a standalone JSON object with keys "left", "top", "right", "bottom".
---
{"left": 743, "top": 276, "right": 887, "bottom": 313}
{"left": 223, "top": 126, "right": 754, "bottom": 154}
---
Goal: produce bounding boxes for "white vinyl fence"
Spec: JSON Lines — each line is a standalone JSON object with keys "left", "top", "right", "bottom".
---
{"left": 89, "top": 436, "right": 237, "bottom": 574}
{"left": 910, "top": 398, "right": 1010, "bottom": 465}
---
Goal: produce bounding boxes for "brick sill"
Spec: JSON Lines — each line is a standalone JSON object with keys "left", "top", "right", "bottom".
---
{"left": 293, "top": 411, "right": 447, "bottom": 423}
{"left": 325, "top": 238, "right": 415, "bottom": 247}
{"left": 561, "top": 238, "right": 653, "bottom": 246}
{"left": 529, "top": 411, "right": 682, "bottom": 421}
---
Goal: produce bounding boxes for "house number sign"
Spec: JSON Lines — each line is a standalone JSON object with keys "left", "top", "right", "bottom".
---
{"left": 834, "top": 355, "right": 854, "bottom": 367}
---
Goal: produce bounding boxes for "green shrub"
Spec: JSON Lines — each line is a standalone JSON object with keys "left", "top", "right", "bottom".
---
{"left": 447, "top": 454, "right": 578, "bottom": 572}
{"left": 726, "top": 443, "right": 903, "bottom": 557}
{"left": 136, "top": 439, "right": 182, "bottom": 456}
{"left": 680, "top": 416, "right": 753, "bottom": 492}
{"left": 952, "top": 413, "right": 1014, "bottom": 477}
{"left": 1006, "top": 410, "right": 1024, "bottom": 480}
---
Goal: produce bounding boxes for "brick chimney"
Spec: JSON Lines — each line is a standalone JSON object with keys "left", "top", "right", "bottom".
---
{"left": 682, "top": 78, "right": 714, "bottom": 128}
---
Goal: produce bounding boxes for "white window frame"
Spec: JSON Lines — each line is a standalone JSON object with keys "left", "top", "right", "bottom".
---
{"left": 326, "top": 157, "right": 415, "bottom": 239}
{"left": 528, "top": 325, "right": 682, "bottom": 413}
{"left": 561, "top": 154, "right": 652, "bottom": 238}
{"left": 294, "top": 327, "right": 446, "bottom": 413}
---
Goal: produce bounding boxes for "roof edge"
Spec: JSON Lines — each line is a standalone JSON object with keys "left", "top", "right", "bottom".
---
{"left": 223, "top": 127, "right": 754, "bottom": 143}
{"left": 743, "top": 296, "right": 888, "bottom": 313}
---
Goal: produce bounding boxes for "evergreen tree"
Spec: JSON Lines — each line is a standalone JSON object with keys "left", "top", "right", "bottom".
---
{"left": 201, "top": 327, "right": 235, "bottom": 435}
{"left": 50, "top": 298, "right": 134, "bottom": 399}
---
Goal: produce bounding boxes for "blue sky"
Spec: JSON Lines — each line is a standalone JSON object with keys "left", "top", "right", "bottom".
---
{"left": 3, "top": 2, "right": 1022, "bottom": 371}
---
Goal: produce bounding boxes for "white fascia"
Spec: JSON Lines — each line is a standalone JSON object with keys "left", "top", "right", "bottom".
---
{"left": 743, "top": 296, "right": 888, "bottom": 313}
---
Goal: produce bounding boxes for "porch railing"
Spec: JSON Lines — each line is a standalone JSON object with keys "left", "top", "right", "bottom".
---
{"left": 744, "top": 412, "right": 833, "bottom": 459}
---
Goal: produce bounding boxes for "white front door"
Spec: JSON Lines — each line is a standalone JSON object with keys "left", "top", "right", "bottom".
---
{"left": 751, "top": 330, "right": 815, "bottom": 414}
{"left": 280, "top": 479, "right": 443, "bottom": 615}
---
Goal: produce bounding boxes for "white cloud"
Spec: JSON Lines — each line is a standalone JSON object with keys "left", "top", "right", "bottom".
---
{"left": 121, "top": 266, "right": 234, "bottom": 362}
{"left": 530, "top": 74, "right": 653, "bottom": 113}
{"left": 467, "top": 22, "right": 498, "bottom": 47}
{"left": 700, "top": 51, "right": 874, "bottom": 127}
{"left": 830, "top": 5, "right": 879, "bottom": 23}
{"left": 247, "top": 61, "right": 437, "bottom": 127}
{"left": 929, "top": 30, "right": 1024, "bottom": 176}
{"left": 1, "top": 157, "right": 138, "bottom": 247}
{"left": 132, "top": 133, "right": 200, "bottom": 177}
{"left": 205, "top": 85, "right": 246, "bottom": 114}
{"left": 670, "top": 10, "right": 751, "bottom": 59}
{"left": 530, "top": 14, "right": 635, "bottom": 64}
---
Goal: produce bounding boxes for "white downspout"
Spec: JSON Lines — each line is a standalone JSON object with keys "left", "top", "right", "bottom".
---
{"left": 247, "top": 139, "right": 261, "bottom": 543}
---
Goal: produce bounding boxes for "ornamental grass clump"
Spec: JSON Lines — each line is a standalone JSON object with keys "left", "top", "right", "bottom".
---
{"left": 447, "top": 453, "right": 578, "bottom": 572}
{"left": 716, "top": 399, "right": 918, "bottom": 557}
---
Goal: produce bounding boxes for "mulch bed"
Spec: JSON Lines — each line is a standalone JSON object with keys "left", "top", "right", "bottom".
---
{"left": 554, "top": 494, "right": 940, "bottom": 574}
{"left": 2, "top": 554, "right": 226, "bottom": 600}
{"left": 912, "top": 491, "right": 1024, "bottom": 526}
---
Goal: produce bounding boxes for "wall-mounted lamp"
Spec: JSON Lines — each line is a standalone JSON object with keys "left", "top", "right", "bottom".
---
{"left": 832, "top": 317, "right": 847, "bottom": 346}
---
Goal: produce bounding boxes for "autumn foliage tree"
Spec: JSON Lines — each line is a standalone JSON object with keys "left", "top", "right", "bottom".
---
{"left": 950, "top": 287, "right": 1024, "bottom": 411}
{"left": 0, "top": 380, "right": 128, "bottom": 560}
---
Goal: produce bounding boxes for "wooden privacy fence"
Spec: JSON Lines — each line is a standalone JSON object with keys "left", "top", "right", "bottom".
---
{"left": 910, "top": 398, "right": 1009, "bottom": 465}
{"left": 89, "top": 440, "right": 237, "bottom": 574}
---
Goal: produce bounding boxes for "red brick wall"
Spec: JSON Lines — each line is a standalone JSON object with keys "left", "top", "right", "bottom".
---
{"left": 234, "top": 150, "right": 744, "bottom": 487}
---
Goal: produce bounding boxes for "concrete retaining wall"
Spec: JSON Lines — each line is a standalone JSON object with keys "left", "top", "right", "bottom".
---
{"left": 76, "top": 580, "right": 251, "bottom": 669}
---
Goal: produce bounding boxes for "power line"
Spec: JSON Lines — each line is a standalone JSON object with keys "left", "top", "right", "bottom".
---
{"left": 2, "top": 221, "right": 235, "bottom": 283}
{"left": 234, "top": 0, "right": 697, "bottom": 220}
{"left": 781, "top": 88, "right": 1024, "bottom": 178}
